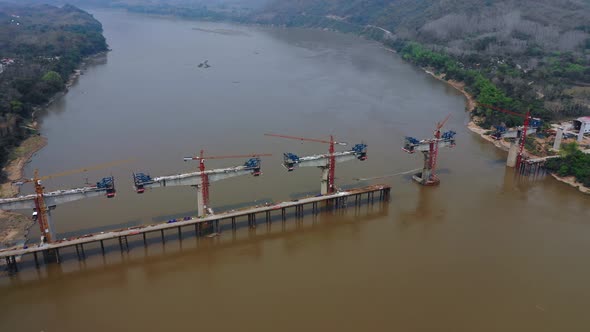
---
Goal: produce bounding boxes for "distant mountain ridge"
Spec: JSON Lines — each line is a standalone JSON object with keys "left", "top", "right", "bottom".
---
{"left": 253, "top": 0, "right": 590, "bottom": 55}
{"left": 251, "top": 0, "right": 590, "bottom": 123}
{"left": 5, "top": 0, "right": 588, "bottom": 121}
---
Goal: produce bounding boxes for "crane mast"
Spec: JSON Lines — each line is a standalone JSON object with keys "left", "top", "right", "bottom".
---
{"left": 33, "top": 170, "right": 50, "bottom": 243}
{"left": 198, "top": 150, "right": 210, "bottom": 211}
{"left": 328, "top": 135, "right": 336, "bottom": 194}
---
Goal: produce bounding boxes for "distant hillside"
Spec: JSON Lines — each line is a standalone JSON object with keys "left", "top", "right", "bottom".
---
{"left": 6, "top": 0, "right": 589, "bottom": 124}
{"left": 252, "top": 0, "right": 590, "bottom": 124}
{"left": 6, "top": 0, "right": 272, "bottom": 17}
{"left": 254, "top": 0, "right": 590, "bottom": 55}
{"left": 0, "top": 3, "right": 106, "bottom": 57}
{"left": 0, "top": 3, "right": 107, "bottom": 173}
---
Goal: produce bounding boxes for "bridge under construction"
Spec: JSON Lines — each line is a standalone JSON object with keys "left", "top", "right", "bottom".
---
{"left": 0, "top": 131, "right": 385, "bottom": 271}
{"left": 1, "top": 185, "right": 390, "bottom": 271}
{"left": 0, "top": 126, "right": 456, "bottom": 272}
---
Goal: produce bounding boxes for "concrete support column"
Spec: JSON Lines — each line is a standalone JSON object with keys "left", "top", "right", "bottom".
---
{"left": 196, "top": 185, "right": 205, "bottom": 218}
{"left": 421, "top": 152, "right": 432, "bottom": 183}
{"left": 320, "top": 167, "right": 329, "bottom": 195}
{"left": 578, "top": 122, "right": 587, "bottom": 142}
{"left": 46, "top": 208, "right": 56, "bottom": 243}
{"left": 553, "top": 127, "right": 564, "bottom": 150}
{"left": 506, "top": 141, "right": 519, "bottom": 167}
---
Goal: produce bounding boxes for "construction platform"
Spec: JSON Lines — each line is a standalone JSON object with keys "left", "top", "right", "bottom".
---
{"left": 1, "top": 185, "right": 390, "bottom": 271}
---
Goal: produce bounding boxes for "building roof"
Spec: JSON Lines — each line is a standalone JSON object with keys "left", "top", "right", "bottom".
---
{"left": 576, "top": 116, "right": 590, "bottom": 123}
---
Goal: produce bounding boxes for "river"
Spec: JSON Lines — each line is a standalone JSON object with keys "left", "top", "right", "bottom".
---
{"left": 1, "top": 9, "right": 589, "bottom": 332}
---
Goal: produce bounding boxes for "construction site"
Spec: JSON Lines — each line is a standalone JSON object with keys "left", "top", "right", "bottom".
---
{"left": 470, "top": 104, "right": 590, "bottom": 178}
{"left": 3, "top": 102, "right": 587, "bottom": 273}
{"left": 0, "top": 131, "right": 393, "bottom": 272}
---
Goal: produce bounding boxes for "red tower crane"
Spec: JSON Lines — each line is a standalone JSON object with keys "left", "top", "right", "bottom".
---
{"left": 402, "top": 115, "right": 456, "bottom": 185}
{"left": 478, "top": 104, "right": 531, "bottom": 168}
{"left": 264, "top": 133, "right": 344, "bottom": 194}
{"left": 2, "top": 159, "right": 131, "bottom": 243}
{"left": 184, "top": 150, "right": 272, "bottom": 210}
{"left": 430, "top": 114, "right": 451, "bottom": 181}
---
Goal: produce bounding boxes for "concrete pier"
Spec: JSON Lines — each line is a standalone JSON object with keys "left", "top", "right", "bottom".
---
{"left": 578, "top": 122, "right": 587, "bottom": 143}
{"left": 553, "top": 127, "right": 564, "bottom": 151}
{"left": 0, "top": 185, "right": 390, "bottom": 270}
{"left": 506, "top": 141, "right": 519, "bottom": 167}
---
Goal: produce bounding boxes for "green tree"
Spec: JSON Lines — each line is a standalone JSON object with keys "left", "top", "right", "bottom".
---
{"left": 558, "top": 165, "right": 569, "bottom": 176}
{"left": 41, "top": 71, "right": 64, "bottom": 90}
{"left": 560, "top": 141, "right": 579, "bottom": 157}
{"left": 10, "top": 100, "right": 23, "bottom": 113}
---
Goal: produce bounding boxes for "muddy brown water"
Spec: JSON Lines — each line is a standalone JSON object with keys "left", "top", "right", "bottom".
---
{"left": 1, "top": 10, "right": 589, "bottom": 332}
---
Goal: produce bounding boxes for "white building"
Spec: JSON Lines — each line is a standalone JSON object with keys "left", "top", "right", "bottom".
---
{"left": 573, "top": 116, "right": 590, "bottom": 142}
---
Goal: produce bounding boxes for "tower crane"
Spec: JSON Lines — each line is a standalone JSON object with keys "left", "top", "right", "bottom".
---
{"left": 0, "top": 159, "right": 131, "bottom": 243}
{"left": 478, "top": 104, "right": 542, "bottom": 168}
{"left": 403, "top": 115, "right": 456, "bottom": 185}
{"left": 132, "top": 151, "right": 271, "bottom": 217}
{"left": 264, "top": 133, "right": 367, "bottom": 195}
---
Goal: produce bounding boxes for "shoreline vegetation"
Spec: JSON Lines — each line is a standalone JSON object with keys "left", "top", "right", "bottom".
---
{"left": 0, "top": 3, "right": 109, "bottom": 248}
{"left": 424, "top": 67, "right": 590, "bottom": 195}
{"left": 0, "top": 135, "right": 46, "bottom": 249}
{"left": 0, "top": 54, "right": 105, "bottom": 249}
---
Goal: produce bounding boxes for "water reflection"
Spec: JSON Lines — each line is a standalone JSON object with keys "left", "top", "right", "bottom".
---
{"left": 0, "top": 201, "right": 388, "bottom": 286}
{"left": 397, "top": 186, "right": 446, "bottom": 227}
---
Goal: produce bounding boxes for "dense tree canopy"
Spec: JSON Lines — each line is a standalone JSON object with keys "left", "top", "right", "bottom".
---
{"left": 0, "top": 3, "right": 107, "bottom": 172}
{"left": 545, "top": 142, "right": 590, "bottom": 187}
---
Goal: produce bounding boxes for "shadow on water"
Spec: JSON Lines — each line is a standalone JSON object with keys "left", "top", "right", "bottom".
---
{"left": 398, "top": 168, "right": 451, "bottom": 182}
{"left": 489, "top": 158, "right": 509, "bottom": 167}
{"left": 0, "top": 200, "right": 389, "bottom": 286}
{"left": 499, "top": 166, "right": 549, "bottom": 195}
{"left": 396, "top": 185, "right": 446, "bottom": 228}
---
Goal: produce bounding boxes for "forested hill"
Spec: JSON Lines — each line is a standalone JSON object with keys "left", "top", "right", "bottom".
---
{"left": 0, "top": 3, "right": 107, "bottom": 173}
{"left": 4, "top": 0, "right": 589, "bottom": 127}
{"left": 253, "top": 0, "right": 589, "bottom": 53}
{"left": 253, "top": 0, "right": 590, "bottom": 125}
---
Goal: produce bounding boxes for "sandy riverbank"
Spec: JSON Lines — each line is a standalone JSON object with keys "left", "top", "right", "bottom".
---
{"left": 550, "top": 174, "right": 590, "bottom": 195}
{"left": 423, "top": 68, "right": 590, "bottom": 195}
{"left": 0, "top": 53, "right": 107, "bottom": 250}
{"left": 0, "top": 135, "right": 47, "bottom": 248}
{"left": 0, "top": 210, "right": 35, "bottom": 249}
{"left": 0, "top": 135, "right": 47, "bottom": 198}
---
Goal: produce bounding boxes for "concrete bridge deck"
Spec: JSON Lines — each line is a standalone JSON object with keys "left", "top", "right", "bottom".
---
{"left": 1, "top": 185, "right": 390, "bottom": 270}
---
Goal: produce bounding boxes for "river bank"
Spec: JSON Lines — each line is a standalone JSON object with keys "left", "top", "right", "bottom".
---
{"left": 0, "top": 53, "right": 107, "bottom": 249}
{"left": 423, "top": 68, "right": 590, "bottom": 195}
{"left": 0, "top": 135, "right": 46, "bottom": 248}
{"left": 0, "top": 135, "right": 47, "bottom": 199}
